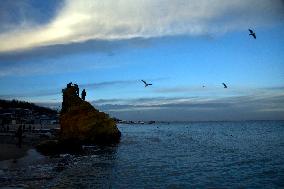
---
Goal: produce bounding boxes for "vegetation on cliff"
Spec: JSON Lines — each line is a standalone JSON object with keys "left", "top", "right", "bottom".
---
{"left": 0, "top": 99, "right": 57, "bottom": 115}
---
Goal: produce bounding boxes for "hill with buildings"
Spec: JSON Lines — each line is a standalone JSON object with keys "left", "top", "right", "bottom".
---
{"left": 0, "top": 99, "right": 58, "bottom": 125}
{"left": 0, "top": 99, "right": 57, "bottom": 115}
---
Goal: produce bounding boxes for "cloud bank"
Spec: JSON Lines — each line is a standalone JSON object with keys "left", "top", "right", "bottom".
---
{"left": 25, "top": 85, "right": 284, "bottom": 121}
{"left": 36, "top": 92, "right": 284, "bottom": 121}
{"left": 93, "top": 93, "right": 284, "bottom": 121}
{"left": 0, "top": 0, "right": 283, "bottom": 53}
{"left": 0, "top": 78, "right": 166, "bottom": 98}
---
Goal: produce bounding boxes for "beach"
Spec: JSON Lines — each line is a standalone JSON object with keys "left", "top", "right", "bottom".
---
{"left": 0, "top": 144, "right": 29, "bottom": 161}
{"left": 0, "top": 124, "right": 59, "bottom": 161}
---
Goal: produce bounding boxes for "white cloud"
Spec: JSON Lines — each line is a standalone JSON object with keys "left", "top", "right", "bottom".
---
{"left": 0, "top": 0, "right": 283, "bottom": 52}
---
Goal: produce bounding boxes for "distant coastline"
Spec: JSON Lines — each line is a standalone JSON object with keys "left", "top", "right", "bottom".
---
{"left": 117, "top": 119, "right": 284, "bottom": 124}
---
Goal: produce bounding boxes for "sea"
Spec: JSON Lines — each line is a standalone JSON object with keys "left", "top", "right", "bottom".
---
{"left": 0, "top": 121, "right": 284, "bottom": 188}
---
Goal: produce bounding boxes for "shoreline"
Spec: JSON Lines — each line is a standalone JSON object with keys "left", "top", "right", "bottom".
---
{"left": 0, "top": 143, "right": 30, "bottom": 161}
{"left": 0, "top": 133, "right": 37, "bottom": 161}
{"left": 0, "top": 126, "right": 59, "bottom": 161}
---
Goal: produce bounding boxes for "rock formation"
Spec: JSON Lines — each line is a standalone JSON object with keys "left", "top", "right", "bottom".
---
{"left": 37, "top": 84, "right": 121, "bottom": 155}
{"left": 60, "top": 85, "right": 121, "bottom": 144}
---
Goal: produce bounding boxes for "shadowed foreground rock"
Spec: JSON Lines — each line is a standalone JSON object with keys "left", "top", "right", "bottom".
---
{"left": 37, "top": 85, "right": 121, "bottom": 155}
{"left": 36, "top": 140, "right": 83, "bottom": 155}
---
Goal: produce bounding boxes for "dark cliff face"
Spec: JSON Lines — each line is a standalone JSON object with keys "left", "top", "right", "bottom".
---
{"left": 60, "top": 86, "right": 121, "bottom": 144}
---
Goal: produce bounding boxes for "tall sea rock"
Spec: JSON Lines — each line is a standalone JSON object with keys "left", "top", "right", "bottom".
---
{"left": 60, "top": 86, "right": 121, "bottom": 144}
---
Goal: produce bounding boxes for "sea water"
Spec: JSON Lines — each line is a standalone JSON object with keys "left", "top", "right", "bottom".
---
{"left": 1, "top": 121, "right": 284, "bottom": 188}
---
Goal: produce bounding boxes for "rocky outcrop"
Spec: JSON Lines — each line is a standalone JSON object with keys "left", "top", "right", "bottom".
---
{"left": 59, "top": 86, "right": 121, "bottom": 144}
{"left": 36, "top": 139, "right": 83, "bottom": 155}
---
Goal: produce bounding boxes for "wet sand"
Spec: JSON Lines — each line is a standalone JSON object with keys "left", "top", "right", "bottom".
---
{"left": 0, "top": 134, "right": 34, "bottom": 161}
{"left": 0, "top": 144, "right": 30, "bottom": 161}
{"left": 0, "top": 125, "right": 59, "bottom": 161}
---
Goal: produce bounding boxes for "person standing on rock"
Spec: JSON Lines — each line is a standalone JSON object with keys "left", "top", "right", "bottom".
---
{"left": 81, "top": 89, "right": 86, "bottom": 101}
{"left": 67, "top": 82, "right": 72, "bottom": 88}
{"left": 16, "top": 125, "right": 23, "bottom": 148}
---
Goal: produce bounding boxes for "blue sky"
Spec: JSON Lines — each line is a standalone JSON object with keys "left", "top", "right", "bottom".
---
{"left": 0, "top": 0, "right": 284, "bottom": 121}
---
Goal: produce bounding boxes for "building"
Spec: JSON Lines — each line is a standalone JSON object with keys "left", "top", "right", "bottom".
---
{"left": 0, "top": 108, "right": 58, "bottom": 126}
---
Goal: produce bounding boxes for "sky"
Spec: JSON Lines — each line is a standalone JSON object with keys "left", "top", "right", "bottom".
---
{"left": 0, "top": 0, "right": 284, "bottom": 121}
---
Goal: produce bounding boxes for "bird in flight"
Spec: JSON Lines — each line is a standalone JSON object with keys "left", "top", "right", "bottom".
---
{"left": 222, "top": 83, "right": 228, "bottom": 88}
{"left": 248, "top": 29, "right": 256, "bottom": 39}
{"left": 141, "top": 80, "right": 152, "bottom": 87}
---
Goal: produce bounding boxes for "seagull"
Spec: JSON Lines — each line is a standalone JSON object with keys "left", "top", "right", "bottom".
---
{"left": 222, "top": 83, "right": 228, "bottom": 88}
{"left": 202, "top": 85, "right": 206, "bottom": 88}
{"left": 248, "top": 29, "right": 256, "bottom": 39}
{"left": 141, "top": 80, "right": 152, "bottom": 87}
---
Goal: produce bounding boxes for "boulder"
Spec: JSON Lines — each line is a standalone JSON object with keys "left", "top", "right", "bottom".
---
{"left": 60, "top": 86, "right": 121, "bottom": 144}
{"left": 36, "top": 139, "right": 83, "bottom": 155}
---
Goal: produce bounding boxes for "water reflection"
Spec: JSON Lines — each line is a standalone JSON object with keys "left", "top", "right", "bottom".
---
{"left": 0, "top": 145, "right": 119, "bottom": 188}
{"left": 1, "top": 121, "right": 284, "bottom": 188}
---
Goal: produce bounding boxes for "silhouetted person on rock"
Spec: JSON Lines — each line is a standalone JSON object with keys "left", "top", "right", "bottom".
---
{"left": 74, "top": 84, "right": 79, "bottom": 96}
{"left": 16, "top": 125, "right": 23, "bottom": 148}
{"left": 67, "top": 82, "right": 72, "bottom": 88}
{"left": 81, "top": 89, "right": 86, "bottom": 101}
